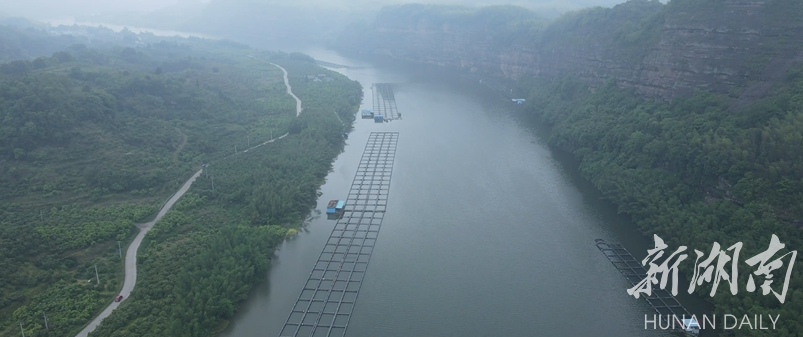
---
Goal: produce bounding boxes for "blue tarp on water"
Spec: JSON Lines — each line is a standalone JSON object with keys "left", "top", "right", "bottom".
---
{"left": 327, "top": 200, "right": 345, "bottom": 214}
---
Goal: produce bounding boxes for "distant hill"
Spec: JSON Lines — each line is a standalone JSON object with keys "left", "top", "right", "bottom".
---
{"left": 0, "top": 25, "right": 362, "bottom": 337}
{"left": 337, "top": 1, "right": 803, "bottom": 335}
{"left": 339, "top": 0, "right": 803, "bottom": 101}
{"left": 69, "top": 0, "right": 631, "bottom": 49}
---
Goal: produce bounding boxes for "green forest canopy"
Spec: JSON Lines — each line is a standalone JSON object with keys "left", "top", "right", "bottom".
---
{"left": 0, "top": 24, "right": 362, "bottom": 337}
{"left": 523, "top": 71, "right": 803, "bottom": 335}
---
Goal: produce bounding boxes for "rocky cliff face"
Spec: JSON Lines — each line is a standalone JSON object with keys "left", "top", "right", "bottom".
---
{"left": 338, "top": 0, "right": 803, "bottom": 101}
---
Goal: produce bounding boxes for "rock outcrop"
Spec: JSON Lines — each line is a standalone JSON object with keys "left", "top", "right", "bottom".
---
{"left": 337, "top": 0, "right": 803, "bottom": 101}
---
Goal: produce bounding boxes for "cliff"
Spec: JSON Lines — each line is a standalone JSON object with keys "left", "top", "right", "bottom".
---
{"left": 337, "top": 0, "right": 803, "bottom": 101}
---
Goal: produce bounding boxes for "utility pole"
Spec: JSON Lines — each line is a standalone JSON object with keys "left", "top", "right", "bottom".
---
{"left": 94, "top": 264, "right": 100, "bottom": 285}
{"left": 117, "top": 241, "right": 122, "bottom": 258}
{"left": 271, "top": 130, "right": 273, "bottom": 141}
{"left": 43, "top": 313, "right": 48, "bottom": 330}
{"left": 19, "top": 321, "right": 25, "bottom": 337}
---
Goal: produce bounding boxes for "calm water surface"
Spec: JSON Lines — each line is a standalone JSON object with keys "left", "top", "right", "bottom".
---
{"left": 219, "top": 47, "right": 710, "bottom": 337}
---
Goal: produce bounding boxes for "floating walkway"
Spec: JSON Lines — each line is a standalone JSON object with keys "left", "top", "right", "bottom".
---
{"left": 280, "top": 132, "right": 399, "bottom": 337}
{"left": 474, "top": 76, "right": 515, "bottom": 100}
{"left": 372, "top": 83, "right": 400, "bottom": 120}
{"left": 595, "top": 239, "right": 696, "bottom": 328}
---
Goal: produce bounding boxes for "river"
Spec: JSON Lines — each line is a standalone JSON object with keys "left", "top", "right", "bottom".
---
{"left": 211, "top": 46, "right": 713, "bottom": 337}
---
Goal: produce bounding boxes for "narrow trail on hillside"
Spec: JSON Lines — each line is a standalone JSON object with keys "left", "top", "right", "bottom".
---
{"left": 75, "top": 62, "right": 303, "bottom": 337}
{"left": 171, "top": 128, "right": 188, "bottom": 164}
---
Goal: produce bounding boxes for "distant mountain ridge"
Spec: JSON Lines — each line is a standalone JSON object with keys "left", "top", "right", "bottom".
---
{"left": 337, "top": 0, "right": 803, "bottom": 102}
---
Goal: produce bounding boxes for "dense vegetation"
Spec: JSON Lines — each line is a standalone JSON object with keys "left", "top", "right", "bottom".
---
{"left": 84, "top": 54, "right": 361, "bottom": 337}
{"left": 0, "top": 24, "right": 361, "bottom": 337}
{"left": 537, "top": 0, "right": 664, "bottom": 62}
{"left": 523, "top": 70, "right": 803, "bottom": 335}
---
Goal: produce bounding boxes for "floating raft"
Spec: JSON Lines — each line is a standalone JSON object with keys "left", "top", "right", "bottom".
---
{"left": 280, "top": 132, "right": 399, "bottom": 337}
{"left": 478, "top": 76, "right": 514, "bottom": 99}
{"left": 595, "top": 239, "right": 699, "bottom": 335}
{"left": 372, "top": 83, "right": 400, "bottom": 120}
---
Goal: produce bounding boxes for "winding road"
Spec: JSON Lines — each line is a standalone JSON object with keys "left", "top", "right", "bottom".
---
{"left": 271, "top": 62, "right": 303, "bottom": 118}
{"left": 75, "top": 62, "right": 303, "bottom": 337}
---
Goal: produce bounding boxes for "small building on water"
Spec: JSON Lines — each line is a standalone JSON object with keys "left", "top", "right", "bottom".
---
{"left": 327, "top": 200, "right": 346, "bottom": 220}
{"left": 361, "top": 110, "right": 374, "bottom": 119}
{"left": 374, "top": 114, "right": 384, "bottom": 123}
{"left": 327, "top": 200, "right": 345, "bottom": 214}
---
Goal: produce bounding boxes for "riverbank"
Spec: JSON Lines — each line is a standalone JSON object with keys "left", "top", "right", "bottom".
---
{"left": 74, "top": 61, "right": 305, "bottom": 337}
{"left": 523, "top": 76, "right": 802, "bottom": 334}
{"left": 83, "top": 55, "right": 362, "bottom": 337}
{"left": 0, "top": 27, "right": 315, "bottom": 336}
{"left": 215, "top": 47, "right": 686, "bottom": 337}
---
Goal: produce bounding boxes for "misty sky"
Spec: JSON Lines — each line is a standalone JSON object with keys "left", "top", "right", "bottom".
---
{"left": 0, "top": 0, "right": 629, "bottom": 21}
{"left": 0, "top": 0, "right": 205, "bottom": 19}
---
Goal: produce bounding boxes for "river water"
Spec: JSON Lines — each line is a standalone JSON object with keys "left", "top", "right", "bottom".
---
{"left": 218, "top": 47, "right": 712, "bottom": 337}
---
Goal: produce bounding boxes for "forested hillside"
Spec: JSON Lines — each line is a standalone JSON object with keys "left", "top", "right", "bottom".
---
{"left": 524, "top": 69, "right": 803, "bottom": 335}
{"left": 86, "top": 54, "right": 361, "bottom": 337}
{"left": 0, "top": 25, "right": 361, "bottom": 337}
{"left": 338, "top": 1, "right": 803, "bottom": 334}
{"left": 339, "top": 0, "right": 803, "bottom": 99}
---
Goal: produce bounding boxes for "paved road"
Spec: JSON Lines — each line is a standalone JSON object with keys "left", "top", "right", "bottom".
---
{"left": 75, "top": 169, "right": 203, "bottom": 337}
{"left": 241, "top": 63, "right": 300, "bottom": 153}
{"left": 75, "top": 61, "right": 303, "bottom": 337}
{"left": 270, "top": 62, "right": 303, "bottom": 117}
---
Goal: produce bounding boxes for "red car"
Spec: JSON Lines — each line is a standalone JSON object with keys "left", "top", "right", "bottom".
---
{"left": 114, "top": 295, "right": 123, "bottom": 302}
